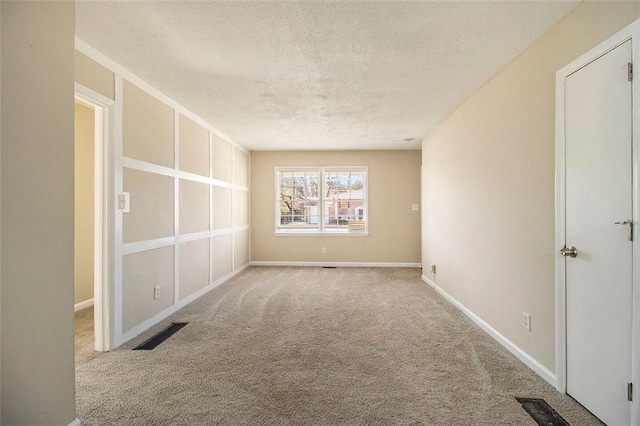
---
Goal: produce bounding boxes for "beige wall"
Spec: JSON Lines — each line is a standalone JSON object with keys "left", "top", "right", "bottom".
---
{"left": 234, "top": 147, "right": 249, "bottom": 187}
{"left": 75, "top": 51, "right": 115, "bottom": 100}
{"left": 212, "top": 234, "right": 233, "bottom": 281}
{"left": 251, "top": 151, "right": 421, "bottom": 263}
{"left": 213, "top": 186, "right": 233, "bottom": 229}
{"left": 234, "top": 229, "right": 250, "bottom": 267}
{"left": 421, "top": 1, "right": 640, "bottom": 373}
{"left": 1, "top": 2, "right": 76, "bottom": 424}
{"left": 123, "top": 81, "right": 174, "bottom": 168}
{"left": 213, "top": 134, "right": 233, "bottom": 182}
{"left": 123, "top": 168, "right": 174, "bottom": 243}
{"left": 179, "top": 114, "right": 209, "bottom": 177}
{"left": 123, "top": 246, "right": 174, "bottom": 331}
{"left": 75, "top": 102, "right": 95, "bottom": 305}
{"left": 180, "top": 179, "right": 210, "bottom": 235}
{"left": 179, "top": 238, "right": 210, "bottom": 300}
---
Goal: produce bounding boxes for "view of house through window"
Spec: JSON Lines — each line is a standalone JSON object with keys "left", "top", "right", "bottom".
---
{"left": 276, "top": 167, "right": 368, "bottom": 234}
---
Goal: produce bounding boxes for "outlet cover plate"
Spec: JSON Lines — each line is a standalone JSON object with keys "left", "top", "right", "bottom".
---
{"left": 523, "top": 312, "right": 531, "bottom": 332}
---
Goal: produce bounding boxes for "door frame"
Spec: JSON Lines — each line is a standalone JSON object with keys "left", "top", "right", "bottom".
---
{"left": 555, "top": 18, "right": 640, "bottom": 423}
{"left": 75, "top": 83, "right": 116, "bottom": 351}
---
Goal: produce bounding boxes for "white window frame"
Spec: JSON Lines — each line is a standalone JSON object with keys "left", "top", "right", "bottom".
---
{"left": 274, "top": 166, "right": 369, "bottom": 236}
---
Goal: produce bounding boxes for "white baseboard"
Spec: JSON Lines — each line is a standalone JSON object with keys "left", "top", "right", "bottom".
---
{"left": 250, "top": 261, "right": 421, "bottom": 268}
{"left": 74, "top": 298, "right": 94, "bottom": 312}
{"left": 68, "top": 418, "right": 81, "bottom": 426}
{"left": 421, "top": 275, "right": 557, "bottom": 387}
{"left": 117, "top": 263, "right": 251, "bottom": 347}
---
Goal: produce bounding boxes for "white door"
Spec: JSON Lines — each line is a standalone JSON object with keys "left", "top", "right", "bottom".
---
{"left": 564, "top": 40, "right": 633, "bottom": 425}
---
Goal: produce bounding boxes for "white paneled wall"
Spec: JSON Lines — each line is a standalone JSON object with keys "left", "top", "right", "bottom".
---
{"left": 75, "top": 41, "right": 250, "bottom": 348}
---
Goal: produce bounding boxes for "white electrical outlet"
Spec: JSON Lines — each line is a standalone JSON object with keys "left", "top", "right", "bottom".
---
{"left": 523, "top": 312, "right": 531, "bottom": 332}
{"left": 154, "top": 285, "right": 160, "bottom": 300}
{"left": 322, "top": 247, "right": 327, "bottom": 254}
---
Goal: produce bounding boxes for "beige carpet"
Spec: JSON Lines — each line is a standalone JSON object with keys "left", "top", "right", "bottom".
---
{"left": 75, "top": 306, "right": 100, "bottom": 364}
{"left": 76, "top": 267, "right": 602, "bottom": 425}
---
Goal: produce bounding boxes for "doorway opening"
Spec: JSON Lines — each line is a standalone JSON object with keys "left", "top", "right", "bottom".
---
{"left": 74, "top": 86, "right": 113, "bottom": 361}
{"left": 74, "top": 99, "right": 98, "bottom": 362}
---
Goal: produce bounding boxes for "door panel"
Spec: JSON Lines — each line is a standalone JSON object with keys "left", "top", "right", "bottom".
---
{"left": 565, "top": 40, "right": 633, "bottom": 425}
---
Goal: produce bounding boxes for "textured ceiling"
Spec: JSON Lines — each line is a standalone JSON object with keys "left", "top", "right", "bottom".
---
{"left": 76, "top": 1, "right": 579, "bottom": 151}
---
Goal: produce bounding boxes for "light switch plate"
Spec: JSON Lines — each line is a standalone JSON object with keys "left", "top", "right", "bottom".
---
{"left": 118, "top": 192, "right": 130, "bottom": 213}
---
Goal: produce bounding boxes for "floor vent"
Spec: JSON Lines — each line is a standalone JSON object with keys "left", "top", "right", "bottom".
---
{"left": 322, "top": 266, "right": 337, "bottom": 269}
{"left": 133, "top": 322, "right": 188, "bottom": 350}
{"left": 515, "top": 397, "right": 570, "bottom": 426}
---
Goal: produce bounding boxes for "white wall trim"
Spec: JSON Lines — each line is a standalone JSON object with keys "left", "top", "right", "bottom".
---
{"left": 121, "top": 236, "right": 176, "bottom": 256}
{"left": 247, "top": 153, "right": 252, "bottom": 264}
{"left": 180, "top": 170, "right": 212, "bottom": 185}
{"left": 211, "top": 178, "right": 235, "bottom": 189}
{"left": 250, "top": 261, "right": 421, "bottom": 268}
{"left": 118, "top": 262, "right": 250, "bottom": 346}
{"left": 122, "top": 227, "right": 250, "bottom": 256}
{"left": 212, "top": 227, "right": 236, "bottom": 237}
{"left": 74, "top": 298, "right": 94, "bottom": 312}
{"left": 555, "top": 18, "right": 640, "bottom": 422}
{"left": 177, "top": 230, "right": 212, "bottom": 245}
{"left": 173, "top": 110, "right": 181, "bottom": 307}
{"left": 122, "top": 156, "right": 247, "bottom": 191}
{"left": 113, "top": 74, "right": 124, "bottom": 349}
{"left": 75, "top": 82, "right": 112, "bottom": 107}
{"left": 209, "top": 132, "right": 214, "bottom": 286}
{"left": 231, "top": 145, "right": 236, "bottom": 271}
{"left": 68, "top": 418, "right": 82, "bottom": 426}
{"left": 122, "top": 157, "right": 175, "bottom": 179}
{"left": 232, "top": 183, "right": 250, "bottom": 192}
{"left": 421, "top": 275, "right": 557, "bottom": 387}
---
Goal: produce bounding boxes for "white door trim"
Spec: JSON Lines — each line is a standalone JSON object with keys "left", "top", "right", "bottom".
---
{"left": 555, "top": 18, "right": 640, "bottom": 423}
{"left": 75, "top": 82, "right": 116, "bottom": 351}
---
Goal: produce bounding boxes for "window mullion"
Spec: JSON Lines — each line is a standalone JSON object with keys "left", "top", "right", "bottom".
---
{"left": 319, "top": 168, "right": 324, "bottom": 233}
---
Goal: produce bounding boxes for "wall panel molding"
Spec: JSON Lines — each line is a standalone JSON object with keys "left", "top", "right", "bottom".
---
{"left": 75, "top": 38, "right": 251, "bottom": 349}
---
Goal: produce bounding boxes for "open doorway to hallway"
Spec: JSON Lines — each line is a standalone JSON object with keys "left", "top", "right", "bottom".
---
{"left": 73, "top": 85, "right": 114, "bottom": 362}
{"left": 74, "top": 99, "right": 99, "bottom": 363}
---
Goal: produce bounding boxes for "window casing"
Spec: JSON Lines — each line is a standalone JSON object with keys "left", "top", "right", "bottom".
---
{"left": 275, "top": 167, "right": 368, "bottom": 235}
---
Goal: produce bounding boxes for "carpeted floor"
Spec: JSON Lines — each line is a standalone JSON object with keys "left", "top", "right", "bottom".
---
{"left": 75, "top": 306, "right": 100, "bottom": 364}
{"left": 75, "top": 267, "right": 602, "bottom": 425}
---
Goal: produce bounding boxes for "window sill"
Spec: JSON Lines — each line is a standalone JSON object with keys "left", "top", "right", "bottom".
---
{"left": 275, "top": 229, "right": 369, "bottom": 237}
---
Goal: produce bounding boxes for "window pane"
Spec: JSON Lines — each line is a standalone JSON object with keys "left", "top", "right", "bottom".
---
{"left": 276, "top": 167, "right": 367, "bottom": 234}
{"left": 278, "top": 170, "right": 319, "bottom": 227}
{"left": 324, "top": 170, "right": 366, "bottom": 230}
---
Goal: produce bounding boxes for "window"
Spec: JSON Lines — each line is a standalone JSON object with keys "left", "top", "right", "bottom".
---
{"left": 275, "top": 167, "right": 368, "bottom": 235}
